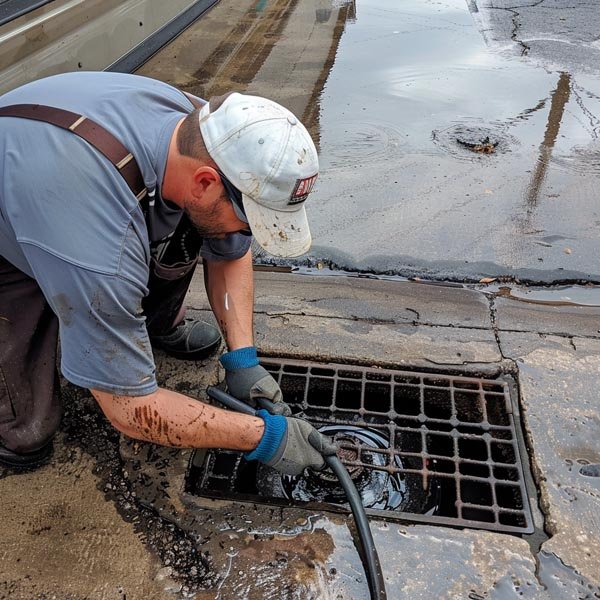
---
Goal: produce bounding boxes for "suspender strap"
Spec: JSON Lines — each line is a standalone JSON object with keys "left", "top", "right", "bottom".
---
{"left": 0, "top": 103, "right": 147, "bottom": 200}
{"left": 183, "top": 91, "right": 204, "bottom": 110}
{"left": 0, "top": 92, "right": 204, "bottom": 199}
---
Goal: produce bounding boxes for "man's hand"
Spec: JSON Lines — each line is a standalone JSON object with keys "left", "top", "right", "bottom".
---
{"left": 220, "top": 347, "right": 291, "bottom": 416}
{"left": 226, "top": 364, "right": 291, "bottom": 414}
{"left": 246, "top": 410, "right": 337, "bottom": 476}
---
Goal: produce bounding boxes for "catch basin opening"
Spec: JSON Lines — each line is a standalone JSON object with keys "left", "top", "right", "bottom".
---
{"left": 187, "top": 359, "right": 535, "bottom": 534}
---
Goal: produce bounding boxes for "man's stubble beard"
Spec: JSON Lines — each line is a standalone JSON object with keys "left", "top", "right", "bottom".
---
{"left": 184, "top": 195, "right": 228, "bottom": 238}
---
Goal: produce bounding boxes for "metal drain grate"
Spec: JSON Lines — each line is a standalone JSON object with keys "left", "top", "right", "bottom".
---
{"left": 188, "top": 359, "right": 535, "bottom": 534}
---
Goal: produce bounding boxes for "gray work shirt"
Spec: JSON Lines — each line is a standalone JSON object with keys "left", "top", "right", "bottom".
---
{"left": 0, "top": 71, "right": 250, "bottom": 395}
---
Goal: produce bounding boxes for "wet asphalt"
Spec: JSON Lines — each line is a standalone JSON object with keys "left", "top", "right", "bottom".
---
{"left": 138, "top": 0, "right": 600, "bottom": 283}
{"left": 1, "top": 1, "right": 599, "bottom": 598}
{"left": 1, "top": 271, "right": 599, "bottom": 598}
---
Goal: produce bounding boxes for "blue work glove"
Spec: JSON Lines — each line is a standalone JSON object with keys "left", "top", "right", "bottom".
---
{"left": 220, "top": 347, "right": 291, "bottom": 416}
{"left": 246, "top": 410, "right": 337, "bottom": 476}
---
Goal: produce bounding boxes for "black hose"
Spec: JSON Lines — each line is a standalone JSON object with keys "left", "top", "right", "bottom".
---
{"left": 206, "top": 386, "right": 387, "bottom": 599}
{"left": 325, "top": 453, "right": 387, "bottom": 599}
{"left": 207, "top": 386, "right": 256, "bottom": 416}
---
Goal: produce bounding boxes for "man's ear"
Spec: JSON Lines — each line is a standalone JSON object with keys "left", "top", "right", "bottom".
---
{"left": 191, "top": 166, "right": 220, "bottom": 200}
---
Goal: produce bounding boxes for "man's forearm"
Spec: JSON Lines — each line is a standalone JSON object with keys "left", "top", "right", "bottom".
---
{"left": 203, "top": 250, "right": 254, "bottom": 350}
{"left": 91, "top": 387, "right": 264, "bottom": 450}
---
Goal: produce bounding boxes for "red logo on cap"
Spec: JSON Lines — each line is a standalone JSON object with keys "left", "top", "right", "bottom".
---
{"left": 289, "top": 174, "right": 318, "bottom": 205}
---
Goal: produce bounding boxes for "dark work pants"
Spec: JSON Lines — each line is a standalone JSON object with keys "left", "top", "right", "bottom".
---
{"left": 0, "top": 217, "right": 201, "bottom": 454}
{"left": 0, "top": 255, "right": 61, "bottom": 453}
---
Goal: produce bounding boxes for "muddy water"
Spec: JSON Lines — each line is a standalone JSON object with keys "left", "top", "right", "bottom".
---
{"left": 494, "top": 284, "right": 600, "bottom": 307}
{"left": 140, "top": 0, "right": 600, "bottom": 282}
{"left": 537, "top": 551, "right": 600, "bottom": 599}
{"left": 279, "top": 425, "right": 407, "bottom": 509}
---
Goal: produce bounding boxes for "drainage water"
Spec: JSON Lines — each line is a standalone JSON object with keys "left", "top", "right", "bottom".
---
{"left": 257, "top": 425, "right": 442, "bottom": 515}
{"left": 189, "top": 361, "right": 535, "bottom": 533}
{"left": 277, "top": 426, "right": 402, "bottom": 509}
{"left": 432, "top": 122, "right": 519, "bottom": 160}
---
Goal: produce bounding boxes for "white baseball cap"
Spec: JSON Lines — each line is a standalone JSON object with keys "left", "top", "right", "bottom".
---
{"left": 198, "top": 93, "right": 319, "bottom": 257}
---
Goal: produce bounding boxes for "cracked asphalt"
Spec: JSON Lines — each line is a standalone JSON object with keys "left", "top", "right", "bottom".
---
{"left": 471, "top": 0, "right": 600, "bottom": 69}
{"left": 190, "top": 270, "right": 600, "bottom": 598}
{"left": 1, "top": 0, "right": 599, "bottom": 597}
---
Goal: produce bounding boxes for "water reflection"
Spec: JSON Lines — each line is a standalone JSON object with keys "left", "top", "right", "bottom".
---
{"left": 525, "top": 72, "right": 571, "bottom": 211}
{"left": 140, "top": 0, "right": 600, "bottom": 280}
{"left": 137, "top": 0, "right": 357, "bottom": 145}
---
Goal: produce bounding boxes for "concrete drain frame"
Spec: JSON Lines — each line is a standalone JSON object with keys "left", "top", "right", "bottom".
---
{"left": 188, "top": 359, "right": 537, "bottom": 535}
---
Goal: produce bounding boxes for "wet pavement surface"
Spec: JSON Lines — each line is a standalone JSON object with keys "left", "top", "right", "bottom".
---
{"left": 2, "top": 1, "right": 600, "bottom": 598}
{"left": 138, "top": 0, "right": 600, "bottom": 283}
{"left": 0, "top": 352, "right": 222, "bottom": 599}
{"left": 3, "top": 272, "right": 599, "bottom": 599}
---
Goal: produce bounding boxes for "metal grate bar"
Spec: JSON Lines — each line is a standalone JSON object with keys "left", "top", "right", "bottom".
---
{"left": 188, "top": 359, "right": 535, "bottom": 534}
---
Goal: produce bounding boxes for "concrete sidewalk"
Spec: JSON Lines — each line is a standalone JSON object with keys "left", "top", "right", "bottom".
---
{"left": 1, "top": 271, "right": 599, "bottom": 599}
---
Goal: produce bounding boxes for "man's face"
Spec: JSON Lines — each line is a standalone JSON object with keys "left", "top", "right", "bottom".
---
{"left": 185, "top": 189, "right": 250, "bottom": 240}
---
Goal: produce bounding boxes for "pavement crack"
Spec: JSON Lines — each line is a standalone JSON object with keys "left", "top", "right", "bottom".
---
{"left": 509, "top": 9, "right": 530, "bottom": 55}
{"left": 490, "top": 0, "right": 547, "bottom": 10}
{"left": 406, "top": 307, "right": 421, "bottom": 321}
{"left": 486, "top": 0, "right": 551, "bottom": 56}
{"left": 487, "top": 293, "right": 507, "bottom": 359}
{"left": 257, "top": 308, "right": 600, "bottom": 340}
{"left": 498, "top": 328, "right": 600, "bottom": 340}
{"left": 571, "top": 82, "right": 600, "bottom": 139}
{"left": 193, "top": 305, "right": 600, "bottom": 341}
{"left": 257, "top": 309, "right": 488, "bottom": 330}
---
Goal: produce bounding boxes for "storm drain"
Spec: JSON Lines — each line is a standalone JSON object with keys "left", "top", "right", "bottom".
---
{"left": 188, "top": 359, "right": 535, "bottom": 534}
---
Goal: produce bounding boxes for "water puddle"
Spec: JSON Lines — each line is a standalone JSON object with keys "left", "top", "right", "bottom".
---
{"left": 432, "top": 120, "right": 520, "bottom": 161}
{"left": 326, "top": 121, "right": 405, "bottom": 169}
{"left": 579, "top": 464, "right": 600, "bottom": 478}
{"left": 537, "top": 551, "right": 600, "bottom": 599}
{"left": 495, "top": 285, "right": 600, "bottom": 307}
{"left": 137, "top": 0, "right": 600, "bottom": 280}
{"left": 468, "top": 552, "right": 600, "bottom": 599}
{"left": 552, "top": 140, "right": 600, "bottom": 175}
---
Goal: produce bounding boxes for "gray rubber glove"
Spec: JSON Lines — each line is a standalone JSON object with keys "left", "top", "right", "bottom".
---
{"left": 270, "top": 416, "right": 338, "bottom": 475}
{"left": 225, "top": 364, "right": 291, "bottom": 413}
{"left": 220, "top": 347, "right": 291, "bottom": 416}
{"left": 245, "top": 410, "right": 337, "bottom": 476}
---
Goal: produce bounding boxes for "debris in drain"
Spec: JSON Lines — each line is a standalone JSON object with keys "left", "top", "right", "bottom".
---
{"left": 258, "top": 425, "right": 440, "bottom": 513}
{"left": 431, "top": 123, "right": 518, "bottom": 160}
{"left": 188, "top": 360, "right": 535, "bottom": 534}
{"left": 456, "top": 135, "right": 499, "bottom": 154}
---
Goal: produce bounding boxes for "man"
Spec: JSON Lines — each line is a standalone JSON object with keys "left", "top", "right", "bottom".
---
{"left": 0, "top": 71, "right": 335, "bottom": 474}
